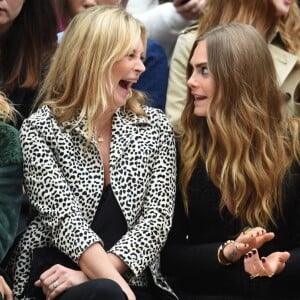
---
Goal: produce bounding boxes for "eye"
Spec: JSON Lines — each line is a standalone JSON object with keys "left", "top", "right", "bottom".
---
{"left": 127, "top": 53, "right": 135, "bottom": 59}
{"left": 201, "top": 66, "right": 209, "bottom": 75}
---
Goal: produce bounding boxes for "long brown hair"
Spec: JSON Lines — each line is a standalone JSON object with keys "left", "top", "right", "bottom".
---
{"left": 198, "top": 0, "right": 278, "bottom": 40}
{"left": 181, "top": 23, "right": 300, "bottom": 229}
{"left": 1, "top": 0, "right": 57, "bottom": 94}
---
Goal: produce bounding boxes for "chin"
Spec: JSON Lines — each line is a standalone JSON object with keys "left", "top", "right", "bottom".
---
{"left": 193, "top": 108, "right": 207, "bottom": 117}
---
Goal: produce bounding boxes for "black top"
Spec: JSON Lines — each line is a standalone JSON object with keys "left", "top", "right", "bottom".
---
{"left": 92, "top": 184, "right": 127, "bottom": 251}
{"left": 161, "top": 159, "right": 300, "bottom": 299}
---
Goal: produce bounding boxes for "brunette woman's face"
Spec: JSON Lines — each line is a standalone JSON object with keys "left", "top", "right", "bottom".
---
{"left": 187, "top": 40, "right": 219, "bottom": 117}
{"left": 0, "top": 0, "right": 25, "bottom": 35}
{"left": 67, "top": 0, "right": 122, "bottom": 17}
{"left": 271, "top": 0, "right": 292, "bottom": 17}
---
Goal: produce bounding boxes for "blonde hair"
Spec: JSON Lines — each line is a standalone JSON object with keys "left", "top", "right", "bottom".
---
{"left": 37, "top": 5, "right": 147, "bottom": 141}
{"left": 181, "top": 23, "right": 300, "bottom": 229}
{"left": 0, "top": 92, "right": 17, "bottom": 123}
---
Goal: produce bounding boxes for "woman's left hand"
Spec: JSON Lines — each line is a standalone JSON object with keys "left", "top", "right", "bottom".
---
{"left": 244, "top": 249, "right": 290, "bottom": 279}
{"left": 34, "top": 264, "right": 88, "bottom": 300}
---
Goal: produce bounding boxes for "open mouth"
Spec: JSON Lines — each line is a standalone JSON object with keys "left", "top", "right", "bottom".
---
{"left": 119, "top": 80, "right": 130, "bottom": 90}
{"left": 194, "top": 95, "right": 207, "bottom": 101}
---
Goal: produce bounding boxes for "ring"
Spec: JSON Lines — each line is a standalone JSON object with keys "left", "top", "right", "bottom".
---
{"left": 250, "top": 274, "right": 259, "bottom": 280}
{"left": 243, "top": 226, "right": 252, "bottom": 234}
{"left": 52, "top": 280, "right": 59, "bottom": 288}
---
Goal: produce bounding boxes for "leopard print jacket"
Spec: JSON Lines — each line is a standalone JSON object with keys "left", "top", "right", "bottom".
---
{"left": 9, "top": 105, "right": 177, "bottom": 299}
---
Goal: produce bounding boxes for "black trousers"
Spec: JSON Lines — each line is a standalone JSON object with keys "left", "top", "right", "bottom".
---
{"left": 57, "top": 279, "right": 127, "bottom": 300}
{"left": 55, "top": 279, "right": 156, "bottom": 300}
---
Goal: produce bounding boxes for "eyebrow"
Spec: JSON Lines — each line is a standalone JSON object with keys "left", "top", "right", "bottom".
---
{"left": 190, "top": 62, "right": 208, "bottom": 68}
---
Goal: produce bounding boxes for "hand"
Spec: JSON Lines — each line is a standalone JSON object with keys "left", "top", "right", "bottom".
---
{"left": 223, "top": 227, "right": 275, "bottom": 263}
{"left": 174, "top": 0, "right": 206, "bottom": 20}
{"left": 34, "top": 264, "right": 88, "bottom": 300}
{"left": 0, "top": 276, "right": 13, "bottom": 300}
{"left": 244, "top": 249, "right": 290, "bottom": 278}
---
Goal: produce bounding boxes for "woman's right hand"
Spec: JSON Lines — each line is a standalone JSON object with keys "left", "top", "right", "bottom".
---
{"left": 0, "top": 275, "right": 13, "bottom": 300}
{"left": 222, "top": 227, "right": 275, "bottom": 263}
{"left": 35, "top": 264, "right": 89, "bottom": 300}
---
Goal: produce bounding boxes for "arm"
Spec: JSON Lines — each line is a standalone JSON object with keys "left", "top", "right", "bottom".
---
{"left": 109, "top": 112, "right": 177, "bottom": 277}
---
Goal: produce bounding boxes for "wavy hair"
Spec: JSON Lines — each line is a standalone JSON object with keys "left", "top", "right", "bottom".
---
{"left": 1, "top": 0, "right": 57, "bottom": 93}
{"left": 180, "top": 23, "right": 300, "bottom": 229}
{"left": 198, "top": 0, "right": 278, "bottom": 40}
{"left": 38, "top": 5, "right": 147, "bottom": 142}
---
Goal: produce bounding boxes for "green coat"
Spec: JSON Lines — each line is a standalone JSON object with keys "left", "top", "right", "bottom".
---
{"left": 0, "top": 121, "right": 23, "bottom": 262}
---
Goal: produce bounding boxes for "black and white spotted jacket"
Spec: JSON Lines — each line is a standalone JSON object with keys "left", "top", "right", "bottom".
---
{"left": 10, "top": 105, "right": 177, "bottom": 299}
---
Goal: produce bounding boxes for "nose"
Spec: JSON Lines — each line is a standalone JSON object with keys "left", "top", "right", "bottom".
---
{"left": 135, "top": 59, "right": 146, "bottom": 74}
{"left": 187, "top": 71, "right": 197, "bottom": 89}
{"left": 83, "top": 0, "right": 97, "bottom": 8}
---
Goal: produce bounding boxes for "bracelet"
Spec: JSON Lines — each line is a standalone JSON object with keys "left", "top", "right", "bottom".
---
{"left": 217, "top": 240, "right": 235, "bottom": 266}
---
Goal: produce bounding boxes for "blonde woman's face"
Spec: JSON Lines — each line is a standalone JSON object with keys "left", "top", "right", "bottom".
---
{"left": 0, "top": 0, "right": 25, "bottom": 35}
{"left": 271, "top": 0, "right": 292, "bottom": 17}
{"left": 110, "top": 38, "right": 145, "bottom": 110}
{"left": 187, "top": 40, "right": 218, "bottom": 117}
{"left": 67, "top": 0, "right": 122, "bottom": 17}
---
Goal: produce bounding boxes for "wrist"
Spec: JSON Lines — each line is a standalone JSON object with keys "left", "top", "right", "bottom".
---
{"left": 217, "top": 240, "right": 235, "bottom": 266}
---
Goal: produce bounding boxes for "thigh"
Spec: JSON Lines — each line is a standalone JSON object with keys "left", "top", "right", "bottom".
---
{"left": 58, "top": 278, "right": 127, "bottom": 300}
{"left": 131, "top": 286, "right": 157, "bottom": 300}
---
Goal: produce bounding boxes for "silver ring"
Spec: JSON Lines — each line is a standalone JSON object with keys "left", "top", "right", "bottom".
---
{"left": 52, "top": 280, "right": 59, "bottom": 288}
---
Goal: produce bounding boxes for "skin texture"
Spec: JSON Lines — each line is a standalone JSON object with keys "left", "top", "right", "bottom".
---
{"left": 0, "top": 0, "right": 24, "bottom": 36}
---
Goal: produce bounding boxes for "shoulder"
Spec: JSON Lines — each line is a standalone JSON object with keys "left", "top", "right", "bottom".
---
{"left": 178, "top": 23, "right": 198, "bottom": 41}
{"left": 20, "top": 105, "right": 54, "bottom": 132}
{"left": 0, "top": 122, "right": 22, "bottom": 167}
{"left": 143, "top": 106, "right": 174, "bottom": 132}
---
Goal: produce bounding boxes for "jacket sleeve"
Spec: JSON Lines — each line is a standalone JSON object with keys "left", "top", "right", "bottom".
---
{"left": 0, "top": 123, "right": 23, "bottom": 262}
{"left": 110, "top": 112, "right": 177, "bottom": 276}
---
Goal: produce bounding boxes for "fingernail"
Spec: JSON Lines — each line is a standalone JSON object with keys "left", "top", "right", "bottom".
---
{"left": 248, "top": 253, "right": 252, "bottom": 258}
{"left": 252, "top": 249, "right": 257, "bottom": 254}
{"left": 261, "top": 257, "right": 266, "bottom": 263}
{"left": 244, "top": 253, "right": 249, "bottom": 258}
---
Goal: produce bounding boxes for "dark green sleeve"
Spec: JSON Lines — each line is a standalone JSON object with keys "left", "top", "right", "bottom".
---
{"left": 0, "top": 122, "right": 23, "bottom": 262}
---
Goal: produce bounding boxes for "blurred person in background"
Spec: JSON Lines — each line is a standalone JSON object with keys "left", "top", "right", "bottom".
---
{"left": 0, "top": 0, "right": 57, "bottom": 129}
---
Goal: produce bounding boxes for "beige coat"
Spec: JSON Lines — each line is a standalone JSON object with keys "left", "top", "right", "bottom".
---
{"left": 166, "top": 25, "right": 300, "bottom": 131}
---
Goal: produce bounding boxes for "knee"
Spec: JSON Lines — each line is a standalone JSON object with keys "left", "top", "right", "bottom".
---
{"left": 89, "top": 278, "right": 126, "bottom": 300}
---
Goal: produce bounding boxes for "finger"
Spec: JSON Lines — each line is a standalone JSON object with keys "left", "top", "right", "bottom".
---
{"left": 261, "top": 257, "right": 275, "bottom": 277}
{"left": 244, "top": 252, "right": 257, "bottom": 275}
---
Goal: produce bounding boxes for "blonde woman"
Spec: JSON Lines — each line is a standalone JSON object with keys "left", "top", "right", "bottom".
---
{"left": 9, "top": 6, "right": 177, "bottom": 300}
{"left": 161, "top": 23, "right": 300, "bottom": 299}
{"left": 0, "top": 92, "right": 23, "bottom": 300}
